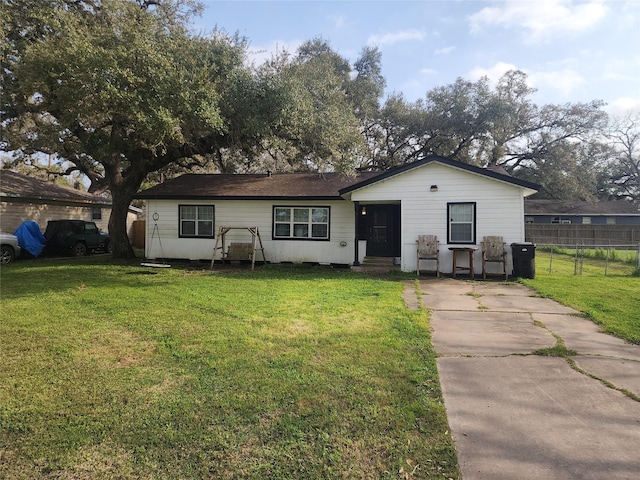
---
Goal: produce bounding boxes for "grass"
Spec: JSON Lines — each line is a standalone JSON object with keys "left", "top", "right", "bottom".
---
{"left": 521, "top": 250, "right": 640, "bottom": 344}
{"left": 0, "top": 259, "right": 458, "bottom": 479}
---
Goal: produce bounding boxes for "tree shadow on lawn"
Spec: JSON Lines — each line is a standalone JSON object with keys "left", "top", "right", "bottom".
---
{"left": 1, "top": 257, "right": 412, "bottom": 301}
{"left": 0, "top": 256, "right": 174, "bottom": 300}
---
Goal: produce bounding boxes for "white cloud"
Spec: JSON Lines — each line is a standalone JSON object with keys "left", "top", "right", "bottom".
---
{"left": 330, "top": 14, "right": 347, "bottom": 29}
{"left": 434, "top": 46, "right": 455, "bottom": 55}
{"left": 469, "top": 0, "right": 607, "bottom": 43}
{"left": 420, "top": 68, "right": 438, "bottom": 75}
{"left": 606, "top": 97, "right": 640, "bottom": 117}
{"left": 468, "top": 62, "right": 587, "bottom": 100}
{"left": 468, "top": 62, "right": 520, "bottom": 84}
{"left": 367, "top": 29, "right": 427, "bottom": 46}
{"left": 528, "top": 69, "right": 586, "bottom": 98}
{"left": 246, "top": 40, "right": 303, "bottom": 66}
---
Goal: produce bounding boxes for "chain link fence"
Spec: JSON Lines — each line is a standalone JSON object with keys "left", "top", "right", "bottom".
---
{"left": 535, "top": 244, "right": 640, "bottom": 276}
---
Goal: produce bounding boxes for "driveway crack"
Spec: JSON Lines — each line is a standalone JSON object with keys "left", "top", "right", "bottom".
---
{"left": 533, "top": 318, "right": 640, "bottom": 402}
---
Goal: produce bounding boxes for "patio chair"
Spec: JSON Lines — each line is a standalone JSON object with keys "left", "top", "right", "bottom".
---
{"left": 481, "top": 236, "right": 507, "bottom": 280}
{"left": 416, "top": 235, "right": 440, "bottom": 277}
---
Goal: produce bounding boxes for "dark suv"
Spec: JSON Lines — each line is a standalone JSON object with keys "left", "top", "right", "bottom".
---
{"left": 44, "top": 220, "right": 110, "bottom": 257}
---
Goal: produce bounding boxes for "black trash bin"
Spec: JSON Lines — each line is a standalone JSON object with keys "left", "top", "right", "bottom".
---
{"left": 511, "top": 243, "right": 536, "bottom": 279}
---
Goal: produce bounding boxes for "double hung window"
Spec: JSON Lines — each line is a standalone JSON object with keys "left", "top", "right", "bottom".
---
{"left": 273, "top": 207, "right": 329, "bottom": 240}
{"left": 179, "top": 205, "right": 214, "bottom": 238}
{"left": 447, "top": 202, "right": 476, "bottom": 244}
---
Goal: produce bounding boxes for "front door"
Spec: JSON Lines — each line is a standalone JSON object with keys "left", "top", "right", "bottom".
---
{"left": 365, "top": 204, "right": 400, "bottom": 257}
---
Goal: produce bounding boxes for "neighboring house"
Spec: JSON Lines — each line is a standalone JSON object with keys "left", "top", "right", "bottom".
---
{"left": 0, "top": 170, "right": 140, "bottom": 235}
{"left": 136, "top": 156, "right": 539, "bottom": 274}
{"left": 524, "top": 199, "right": 640, "bottom": 225}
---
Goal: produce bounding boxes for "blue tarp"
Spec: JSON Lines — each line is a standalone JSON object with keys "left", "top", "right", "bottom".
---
{"left": 14, "top": 221, "right": 47, "bottom": 257}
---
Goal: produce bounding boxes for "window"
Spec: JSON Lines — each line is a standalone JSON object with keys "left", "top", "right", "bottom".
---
{"left": 179, "top": 205, "right": 214, "bottom": 238}
{"left": 91, "top": 207, "right": 102, "bottom": 220}
{"left": 606, "top": 216, "right": 615, "bottom": 225}
{"left": 85, "top": 223, "right": 99, "bottom": 235}
{"left": 582, "top": 216, "right": 591, "bottom": 224}
{"left": 273, "top": 206, "right": 330, "bottom": 240}
{"left": 447, "top": 202, "right": 476, "bottom": 244}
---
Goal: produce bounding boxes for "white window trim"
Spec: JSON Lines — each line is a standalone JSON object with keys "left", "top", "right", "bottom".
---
{"left": 179, "top": 205, "right": 215, "bottom": 238}
{"left": 273, "top": 206, "right": 330, "bottom": 241}
{"left": 447, "top": 202, "right": 476, "bottom": 244}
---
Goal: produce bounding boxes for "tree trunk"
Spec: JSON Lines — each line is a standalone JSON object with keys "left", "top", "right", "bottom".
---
{"left": 108, "top": 185, "right": 137, "bottom": 259}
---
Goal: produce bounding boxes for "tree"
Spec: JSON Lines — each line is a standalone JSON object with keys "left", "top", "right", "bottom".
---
{"left": 1, "top": 0, "right": 247, "bottom": 258}
{"left": 235, "top": 39, "right": 369, "bottom": 175}
{"left": 513, "top": 140, "right": 602, "bottom": 200}
{"left": 364, "top": 71, "right": 608, "bottom": 199}
{"left": 2, "top": 3, "right": 383, "bottom": 258}
{"left": 603, "top": 114, "right": 640, "bottom": 203}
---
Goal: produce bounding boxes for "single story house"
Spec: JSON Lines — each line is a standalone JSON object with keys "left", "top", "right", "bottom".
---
{"left": 524, "top": 199, "right": 640, "bottom": 225}
{"left": 0, "top": 170, "right": 141, "bottom": 235}
{"left": 136, "top": 156, "right": 539, "bottom": 274}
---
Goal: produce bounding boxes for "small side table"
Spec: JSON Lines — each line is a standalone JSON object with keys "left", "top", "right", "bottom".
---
{"left": 448, "top": 247, "right": 478, "bottom": 279}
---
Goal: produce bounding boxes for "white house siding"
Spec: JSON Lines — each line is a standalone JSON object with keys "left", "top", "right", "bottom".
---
{"left": 349, "top": 162, "right": 530, "bottom": 273}
{"left": 144, "top": 199, "right": 356, "bottom": 264}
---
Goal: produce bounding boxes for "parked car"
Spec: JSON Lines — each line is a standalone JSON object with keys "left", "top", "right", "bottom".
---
{"left": 0, "top": 232, "right": 21, "bottom": 265}
{"left": 43, "top": 220, "right": 110, "bottom": 257}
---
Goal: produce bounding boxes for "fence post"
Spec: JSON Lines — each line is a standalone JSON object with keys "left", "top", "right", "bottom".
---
{"left": 573, "top": 244, "right": 584, "bottom": 275}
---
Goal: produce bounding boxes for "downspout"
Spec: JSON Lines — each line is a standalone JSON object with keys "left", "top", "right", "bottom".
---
{"left": 353, "top": 201, "right": 360, "bottom": 266}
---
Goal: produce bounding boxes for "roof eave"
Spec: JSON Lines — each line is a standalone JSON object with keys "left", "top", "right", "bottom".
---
{"left": 135, "top": 194, "right": 346, "bottom": 201}
{"left": 1, "top": 193, "right": 113, "bottom": 206}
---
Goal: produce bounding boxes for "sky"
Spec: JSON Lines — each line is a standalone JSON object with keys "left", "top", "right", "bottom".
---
{"left": 194, "top": 0, "right": 640, "bottom": 117}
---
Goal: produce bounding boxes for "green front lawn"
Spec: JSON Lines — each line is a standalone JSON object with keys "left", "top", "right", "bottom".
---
{"left": 0, "top": 260, "right": 458, "bottom": 479}
{"left": 522, "top": 251, "right": 640, "bottom": 344}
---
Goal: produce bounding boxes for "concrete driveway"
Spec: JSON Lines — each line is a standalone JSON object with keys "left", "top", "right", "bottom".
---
{"left": 416, "top": 278, "right": 640, "bottom": 480}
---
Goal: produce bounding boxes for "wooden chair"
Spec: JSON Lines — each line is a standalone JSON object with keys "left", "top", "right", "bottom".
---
{"left": 481, "top": 236, "right": 507, "bottom": 280}
{"left": 416, "top": 235, "right": 440, "bottom": 277}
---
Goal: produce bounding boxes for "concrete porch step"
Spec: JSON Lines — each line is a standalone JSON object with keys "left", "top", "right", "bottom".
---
{"left": 361, "top": 256, "right": 396, "bottom": 266}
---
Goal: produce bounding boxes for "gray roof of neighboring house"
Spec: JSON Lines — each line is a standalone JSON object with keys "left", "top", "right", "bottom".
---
{"left": 0, "top": 170, "right": 112, "bottom": 205}
{"left": 525, "top": 199, "right": 640, "bottom": 216}
{"left": 136, "top": 156, "right": 540, "bottom": 200}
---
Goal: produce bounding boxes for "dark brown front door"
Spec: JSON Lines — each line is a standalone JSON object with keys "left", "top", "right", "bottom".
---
{"left": 365, "top": 204, "right": 400, "bottom": 257}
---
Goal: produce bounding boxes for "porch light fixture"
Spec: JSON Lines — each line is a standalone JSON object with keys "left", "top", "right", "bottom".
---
{"left": 430, "top": 185, "right": 438, "bottom": 192}
{"left": 361, "top": 206, "right": 367, "bottom": 215}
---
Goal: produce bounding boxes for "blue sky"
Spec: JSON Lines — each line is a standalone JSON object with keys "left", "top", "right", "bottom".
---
{"left": 194, "top": 0, "right": 640, "bottom": 117}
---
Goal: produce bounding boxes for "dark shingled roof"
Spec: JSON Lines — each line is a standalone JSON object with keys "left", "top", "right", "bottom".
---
{"left": 525, "top": 199, "right": 640, "bottom": 215}
{"left": 0, "top": 170, "right": 111, "bottom": 205}
{"left": 135, "top": 156, "right": 541, "bottom": 200}
{"left": 136, "top": 172, "right": 381, "bottom": 200}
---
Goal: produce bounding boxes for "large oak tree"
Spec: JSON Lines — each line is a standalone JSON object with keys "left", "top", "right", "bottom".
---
{"left": 363, "top": 71, "right": 609, "bottom": 199}
{"left": 604, "top": 114, "right": 640, "bottom": 203}
{"left": 2, "top": 4, "right": 376, "bottom": 258}
{"left": 1, "top": 0, "right": 249, "bottom": 258}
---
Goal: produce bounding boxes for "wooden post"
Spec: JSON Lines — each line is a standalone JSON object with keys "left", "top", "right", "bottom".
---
{"left": 251, "top": 228, "right": 258, "bottom": 271}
